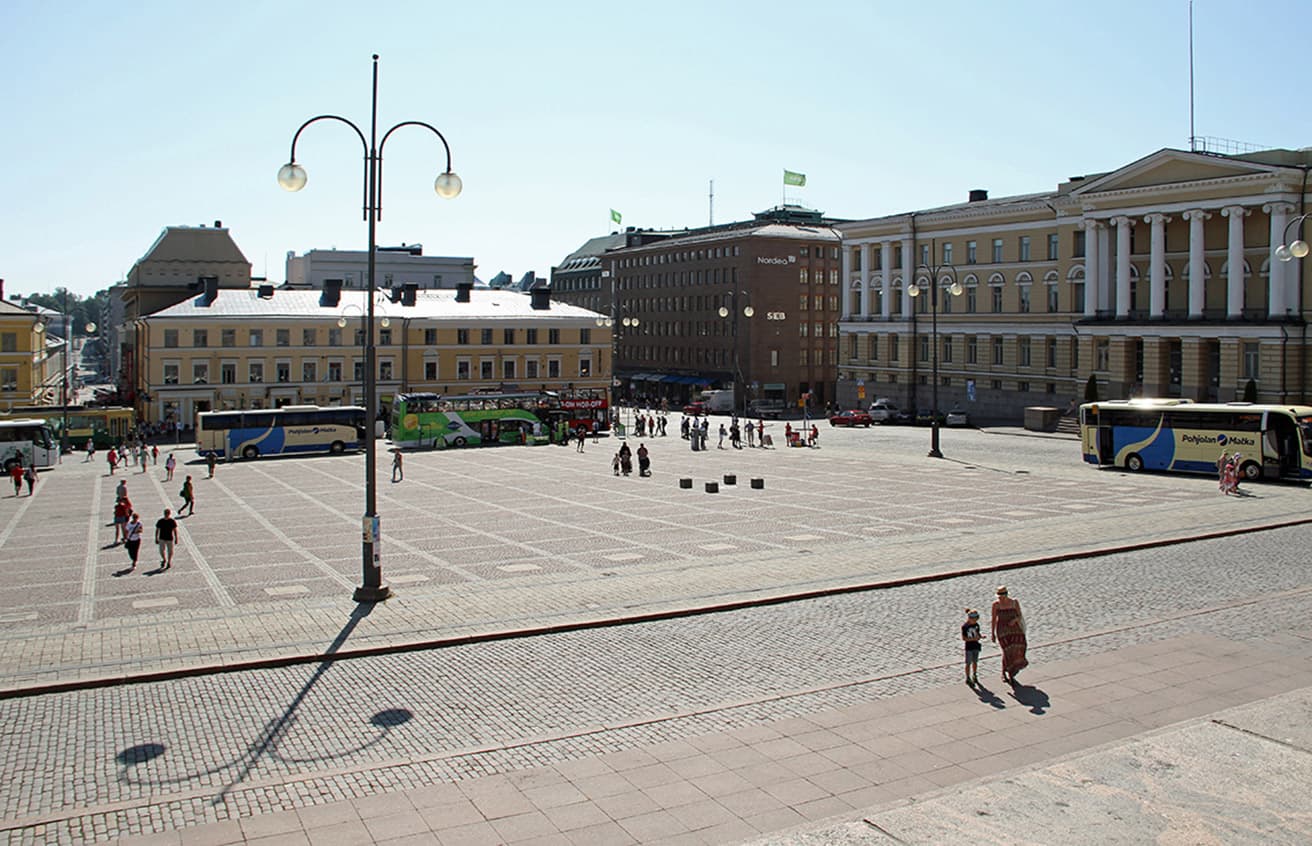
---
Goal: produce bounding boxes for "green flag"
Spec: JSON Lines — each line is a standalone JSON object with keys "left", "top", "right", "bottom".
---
{"left": 783, "top": 170, "right": 807, "bottom": 187}
{"left": 610, "top": 209, "right": 622, "bottom": 225}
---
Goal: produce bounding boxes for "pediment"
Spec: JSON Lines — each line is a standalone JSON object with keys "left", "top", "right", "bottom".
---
{"left": 1072, "top": 148, "right": 1282, "bottom": 196}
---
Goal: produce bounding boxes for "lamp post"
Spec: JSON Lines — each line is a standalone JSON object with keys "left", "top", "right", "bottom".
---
{"left": 908, "top": 249, "right": 963, "bottom": 459}
{"left": 717, "top": 291, "right": 754, "bottom": 417}
{"left": 278, "top": 54, "right": 461, "bottom": 603}
{"left": 597, "top": 314, "right": 639, "bottom": 429}
{"left": 60, "top": 287, "right": 70, "bottom": 454}
{"left": 1274, "top": 214, "right": 1311, "bottom": 263}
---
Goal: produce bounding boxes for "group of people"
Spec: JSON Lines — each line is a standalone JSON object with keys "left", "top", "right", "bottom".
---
{"left": 631, "top": 414, "right": 667, "bottom": 438}
{"left": 783, "top": 422, "right": 820, "bottom": 448}
{"left": 611, "top": 441, "right": 652, "bottom": 477}
{"left": 1217, "top": 450, "right": 1246, "bottom": 495}
{"left": 106, "top": 459, "right": 191, "bottom": 571}
{"left": 8, "top": 461, "right": 38, "bottom": 497}
{"left": 961, "top": 586, "right": 1029, "bottom": 686}
{"left": 103, "top": 441, "right": 159, "bottom": 474}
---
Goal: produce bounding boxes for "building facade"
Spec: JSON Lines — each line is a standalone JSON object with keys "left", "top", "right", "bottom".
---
{"left": 135, "top": 287, "right": 610, "bottom": 425}
{"left": 836, "top": 147, "right": 1312, "bottom": 421}
{"left": 553, "top": 208, "right": 844, "bottom": 411}
{"left": 284, "top": 246, "right": 475, "bottom": 291}
{"left": 0, "top": 296, "right": 62, "bottom": 411}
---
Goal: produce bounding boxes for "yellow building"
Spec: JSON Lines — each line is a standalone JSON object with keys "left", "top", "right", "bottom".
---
{"left": 0, "top": 299, "right": 63, "bottom": 411}
{"left": 837, "top": 147, "right": 1312, "bottom": 421}
{"left": 135, "top": 285, "right": 611, "bottom": 424}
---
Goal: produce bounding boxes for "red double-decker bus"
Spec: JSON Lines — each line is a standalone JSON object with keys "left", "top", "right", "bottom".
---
{"left": 557, "top": 390, "right": 610, "bottom": 433}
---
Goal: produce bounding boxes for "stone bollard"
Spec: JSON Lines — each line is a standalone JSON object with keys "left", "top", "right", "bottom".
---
{"left": 679, "top": 478, "right": 693, "bottom": 489}
{"left": 723, "top": 474, "right": 736, "bottom": 485}
{"left": 750, "top": 477, "right": 765, "bottom": 489}
{"left": 705, "top": 482, "right": 719, "bottom": 493}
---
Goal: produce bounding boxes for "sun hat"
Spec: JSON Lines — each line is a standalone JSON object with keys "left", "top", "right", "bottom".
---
{"left": 996, "top": 586, "right": 1008, "bottom": 595}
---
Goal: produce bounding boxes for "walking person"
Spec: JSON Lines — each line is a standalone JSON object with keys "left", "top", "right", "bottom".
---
{"left": 84, "top": 438, "right": 94, "bottom": 461}
{"left": 718, "top": 423, "right": 727, "bottom": 449}
{"left": 576, "top": 427, "right": 586, "bottom": 453}
{"left": 962, "top": 609, "right": 982, "bottom": 686}
{"left": 9, "top": 462, "right": 22, "bottom": 497}
{"left": 592, "top": 419, "right": 600, "bottom": 443}
{"left": 178, "top": 475, "right": 195, "bottom": 516}
{"left": 990, "top": 586, "right": 1028, "bottom": 684}
{"left": 107, "top": 448, "right": 117, "bottom": 475}
{"left": 206, "top": 451, "right": 217, "bottom": 479}
{"left": 23, "top": 464, "right": 36, "bottom": 496}
{"left": 154, "top": 508, "right": 179, "bottom": 569}
{"left": 637, "top": 442, "right": 650, "bottom": 477}
{"left": 757, "top": 418, "right": 765, "bottom": 447}
{"left": 113, "top": 495, "right": 131, "bottom": 544}
{"left": 618, "top": 441, "right": 632, "bottom": 476}
{"left": 151, "top": 444, "right": 159, "bottom": 465}
{"left": 165, "top": 452, "right": 176, "bottom": 482}
{"left": 124, "top": 512, "right": 144, "bottom": 570}
{"left": 391, "top": 449, "right": 403, "bottom": 482}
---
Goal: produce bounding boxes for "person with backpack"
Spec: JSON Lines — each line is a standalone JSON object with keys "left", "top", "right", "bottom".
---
{"left": 179, "top": 475, "right": 195, "bottom": 516}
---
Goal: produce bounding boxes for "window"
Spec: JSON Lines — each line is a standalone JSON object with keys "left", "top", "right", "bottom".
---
{"left": 379, "top": 328, "right": 392, "bottom": 346}
{"left": 328, "top": 361, "right": 342, "bottom": 381}
{"left": 354, "top": 328, "right": 365, "bottom": 346}
{"left": 302, "top": 361, "right": 317, "bottom": 382}
{"left": 526, "top": 328, "right": 538, "bottom": 344}
{"left": 526, "top": 359, "right": 539, "bottom": 378}
{"left": 966, "top": 241, "right": 977, "bottom": 264}
{"left": 249, "top": 329, "right": 262, "bottom": 347}
{"left": 1019, "top": 337, "right": 1031, "bottom": 367}
{"left": 1071, "top": 339, "right": 1080, "bottom": 371}
{"left": 0, "top": 368, "right": 15, "bottom": 391}
{"left": 1073, "top": 280, "right": 1086, "bottom": 312}
{"left": 248, "top": 362, "right": 263, "bottom": 383}
{"left": 992, "top": 239, "right": 1003, "bottom": 263}
{"left": 193, "top": 329, "right": 208, "bottom": 348}
{"left": 799, "top": 268, "right": 808, "bottom": 285}
{"left": 1243, "top": 342, "right": 1260, "bottom": 381}
{"left": 547, "top": 358, "right": 561, "bottom": 378}
{"left": 992, "top": 336, "right": 1004, "bottom": 365}
{"left": 920, "top": 244, "right": 929, "bottom": 266}
{"left": 276, "top": 329, "right": 290, "bottom": 347}
{"left": 1073, "top": 230, "right": 1086, "bottom": 258}
{"left": 480, "top": 328, "right": 493, "bottom": 345}
{"left": 424, "top": 328, "right": 437, "bottom": 345}
{"left": 276, "top": 362, "right": 290, "bottom": 383}
{"left": 456, "top": 358, "right": 471, "bottom": 380}
{"left": 1048, "top": 233, "right": 1059, "bottom": 261}
{"left": 192, "top": 362, "right": 209, "bottom": 384}
{"left": 457, "top": 329, "right": 470, "bottom": 345}
{"left": 829, "top": 269, "right": 838, "bottom": 285}
{"left": 221, "top": 329, "right": 236, "bottom": 348}
{"left": 890, "top": 335, "right": 899, "bottom": 361}
{"left": 579, "top": 328, "right": 591, "bottom": 345}
{"left": 504, "top": 328, "right": 515, "bottom": 345}
{"left": 353, "top": 360, "right": 365, "bottom": 381}
{"left": 480, "top": 359, "right": 494, "bottom": 379}
{"left": 966, "top": 285, "right": 977, "bottom": 313}
{"left": 1018, "top": 285, "right": 1031, "bottom": 313}
{"left": 799, "top": 322, "right": 809, "bottom": 338}
{"left": 379, "top": 359, "right": 393, "bottom": 380}
{"left": 942, "top": 243, "right": 953, "bottom": 264}
{"left": 578, "top": 358, "right": 592, "bottom": 377}
{"left": 163, "top": 363, "right": 179, "bottom": 385}
{"left": 548, "top": 329, "right": 560, "bottom": 344}
{"left": 164, "top": 329, "right": 179, "bottom": 348}
{"left": 941, "top": 336, "right": 953, "bottom": 363}
{"left": 847, "top": 335, "right": 858, "bottom": 359}
{"left": 1047, "top": 285, "right": 1060, "bottom": 313}
{"left": 869, "top": 334, "right": 879, "bottom": 361}
{"left": 799, "top": 295, "right": 809, "bottom": 312}
{"left": 991, "top": 286, "right": 1003, "bottom": 313}
{"left": 1019, "top": 236, "right": 1031, "bottom": 262}
{"left": 800, "top": 349, "right": 809, "bottom": 366}
{"left": 813, "top": 295, "right": 823, "bottom": 311}
{"left": 828, "top": 295, "right": 838, "bottom": 311}
{"left": 1096, "top": 338, "right": 1110, "bottom": 371}
{"left": 221, "top": 362, "right": 236, "bottom": 384}
{"left": 421, "top": 360, "right": 436, "bottom": 380}
{"left": 302, "top": 328, "right": 316, "bottom": 346}
{"left": 966, "top": 336, "right": 978, "bottom": 364}
{"left": 1018, "top": 381, "right": 1030, "bottom": 393}
{"left": 499, "top": 358, "right": 514, "bottom": 380}
{"left": 323, "top": 328, "right": 338, "bottom": 347}
{"left": 770, "top": 349, "right": 779, "bottom": 367}
{"left": 1047, "top": 338, "right": 1058, "bottom": 369}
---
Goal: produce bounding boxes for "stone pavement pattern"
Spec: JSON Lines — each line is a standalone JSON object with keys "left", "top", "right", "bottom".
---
{"left": 1, "top": 425, "right": 1306, "bottom": 691}
{"left": 3, "top": 521, "right": 1312, "bottom": 843}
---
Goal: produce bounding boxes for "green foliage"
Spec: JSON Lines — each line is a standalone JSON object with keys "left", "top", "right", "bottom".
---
{"left": 1083, "top": 374, "right": 1098, "bottom": 403}
{"left": 8, "top": 287, "right": 110, "bottom": 335}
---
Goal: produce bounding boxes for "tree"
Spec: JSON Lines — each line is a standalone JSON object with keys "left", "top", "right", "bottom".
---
{"left": 1084, "top": 374, "right": 1099, "bottom": 403}
{"left": 1243, "top": 379, "right": 1257, "bottom": 403}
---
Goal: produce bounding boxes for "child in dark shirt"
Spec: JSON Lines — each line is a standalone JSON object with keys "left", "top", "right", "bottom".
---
{"left": 962, "top": 609, "right": 982, "bottom": 686}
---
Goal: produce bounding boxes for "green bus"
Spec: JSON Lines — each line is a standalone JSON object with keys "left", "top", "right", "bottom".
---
{"left": 390, "top": 392, "right": 553, "bottom": 450}
{"left": 0, "top": 405, "right": 134, "bottom": 449}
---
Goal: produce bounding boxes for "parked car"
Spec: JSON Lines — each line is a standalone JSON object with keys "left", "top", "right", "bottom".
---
{"left": 828, "top": 409, "right": 874, "bottom": 428}
{"left": 945, "top": 407, "right": 970, "bottom": 427}
{"left": 748, "top": 400, "right": 786, "bottom": 419}
{"left": 682, "top": 402, "right": 707, "bottom": 416}
{"left": 867, "top": 399, "right": 905, "bottom": 424}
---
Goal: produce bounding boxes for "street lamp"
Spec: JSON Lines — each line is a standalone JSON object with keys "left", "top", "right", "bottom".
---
{"left": 717, "top": 292, "right": 754, "bottom": 417}
{"left": 278, "top": 54, "right": 461, "bottom": 603}
{"left": 908, "top": 250, "right": 963, "bottom": 459}
{"left": 597, "top": 315, "right": 639, "bottom": 424}
{"left": 1275, "top": 213, "right": 1311, "bottom": 262}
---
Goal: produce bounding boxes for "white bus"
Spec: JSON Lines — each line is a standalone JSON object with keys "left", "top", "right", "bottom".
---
{"left": 197, "top": 405, "right": 367, "bottom": 460}
{"left": 0, "top": 419, "right": 59, "bottom": 471}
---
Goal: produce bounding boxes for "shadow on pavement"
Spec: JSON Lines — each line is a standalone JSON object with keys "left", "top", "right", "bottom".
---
{"left": 1009, "top": 682, "right": 1051, "bottom": 715}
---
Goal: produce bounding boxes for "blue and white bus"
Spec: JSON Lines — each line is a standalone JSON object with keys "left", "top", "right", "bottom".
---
{"left": 0, "top": 419, "right": 59, "bottom": 471}
{"left": 197, "top": 405, "right": 366, "bottom": 460}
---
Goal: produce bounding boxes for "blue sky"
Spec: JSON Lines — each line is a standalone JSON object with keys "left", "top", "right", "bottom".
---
{"left": 1, "top": 0, "right": 1307, "bottom": 298}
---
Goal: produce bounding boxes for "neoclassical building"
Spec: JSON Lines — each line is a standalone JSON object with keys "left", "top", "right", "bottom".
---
{"left": 836, "top": 147, "right": 1312, "bottom": 421}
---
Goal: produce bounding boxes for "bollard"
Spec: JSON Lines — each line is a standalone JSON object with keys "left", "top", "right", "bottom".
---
{"left": 679, "top": 478, "right": 693, "bottom": 489}
{"left": 750, "top": 477, "right": 764, "bottom": 489}
{"left": 705, "top": 482, "right": 719, "bottom": 493}
{"left": 723, "top": 474, "right": 736, "bottom": 485}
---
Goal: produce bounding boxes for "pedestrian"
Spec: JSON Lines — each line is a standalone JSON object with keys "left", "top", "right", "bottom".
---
{"left": 990, "top": 586, "right": 1028, "bottom": 684}
{"left": 151, "top": 444, "right": 159, "bottom": 465}
{"left": 576, "top": 427, "right": 586, "bottom": 453}
{"left": 392, "top": 449, "right": 403, "bottom": 482}
{"left": 731, "top": 422, "right": 742, "bottom": 449}
{"left": 809, "top": 424, "right": 819, "bottom": 447}
{"left": 757, "top": 418, "right": 765, "bottom": 447}
{"left": 124, "top": 512, "right": 143, "bottom": 570}
{"left": 84, "top": 438, "right": 94, "bottom": 461}
{"left": 592, "top": 419, "right": 600, "bottom": 443}
{"left": 1230, "top": 452, "right": 1244, "bottom": 494}
{"left": 962, "top": 609, "right": 982, "bottom": 686}
{"left": 155, "top": 508, "right": 179, "bottom": 569}
{"left": 113, "top": 495, "right": 131, "bottom": 543}
{"left": 612, "top": 451, "right": 622, "bottom": 476}
{"left": 8, "top": 462, "right": 22, "bottom": 497}
{"left": 23, "top": 463, "right": 36, "bottom": 496}
{"left": 1217, "top": 450, "right": 1230, "bottom": 495}
{"left": 165, "top": 452, "right": 176, "bottom": 482}
{"left": 206, "top": 451, "right": 217, "bottom": 479}
{"left": 681, "top": 417, "right": 690, "bottom": 440}
{"left": 785, "top": 422, "right": 793, "bottom": 447}
{"left": 107, "top": 449, "right": 117, "bottom": 475}
{"left": 179, "top": 475, "right": 195, "bottom": 516}
{"left": 718, "top": 423, "right": 727, "bottom": 449}
{"left": 618, "top": 441, "right": 632, "bottom": 475}
{"left": 637, "top": 442, "right": 650, "bottom": 477}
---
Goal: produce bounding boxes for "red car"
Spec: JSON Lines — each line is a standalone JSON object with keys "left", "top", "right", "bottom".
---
{"left": 828, "top": 409, "right": 873, "bottom": 427}
{"left": 682, "top": 402, "right": 707, "bottom": 415}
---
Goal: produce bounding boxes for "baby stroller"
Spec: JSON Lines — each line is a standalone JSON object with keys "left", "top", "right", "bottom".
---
{"left": 638, "top": 454, "right": 651, "bottom": 477}
{"left": 621, "top": 454, "right": 633, "bottom": 476}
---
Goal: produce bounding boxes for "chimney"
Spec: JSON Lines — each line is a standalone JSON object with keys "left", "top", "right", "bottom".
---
{"left": 320, "top": 278, "right": 343, "bottom": 307}
{"left": 0, "top": 279, "right": 4, "bottom": 300}
{"left": 257, "top": 284, "right": 275, "bottom": 299}
{"left": 198, "top": 275, "right": 219, "bottom": 307}
{"left": 530, "top": 288, "right": 551, "bottom": 310}
{"left": 455, "top": 282, "right": 473, "bottom": 303}
{"left": 968, "top": 189, "right": 988, "bottom": 202}
{"left": 214, "top": 220, "right": 223, "bottom": 228}
{"left": 390, "top": 283, "right": 417, "bottom": 306}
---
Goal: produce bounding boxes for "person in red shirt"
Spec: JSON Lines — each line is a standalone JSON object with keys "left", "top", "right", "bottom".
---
{"left": 113, "top": 496, "right": 132, "bottom": 544}
{"left": 9, "top": 463, "right": 22, "bottom": 497}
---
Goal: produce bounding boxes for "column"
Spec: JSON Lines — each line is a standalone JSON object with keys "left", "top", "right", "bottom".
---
{"left": 1113, "top": 216, "right": 1133, "bottom": 317}
{"left": 1097, "top": 224, "right": 1112, "bottom": 312}
{"left": 1144, "top": 213, "right": 1170, "bottom": 317}
{"left": 1183, "top": 209, "right": 1211, "bottom": 318}
{"left": 1083, "top": 220, "right": 1100, "bottom": 318}
{"left": 900, "top": 237, "right": 914, "bottom": 317}
{"left": 1180, "top": 337, "right": 1208, "bottom": 401}
{"left": 840, "top": 246, "right": 853, "bottom": 319}
{"left": 858, "top": 243, "right": 872, "bottom": 318}
{"left": 1221, "top": 206, "right": 1249, "bottom": 319}
{"left": 1265, "top": 202, "right": 1294, "bottom": 316}
{"left": 1141, "top": 337, "right": 1171, "bottom": 397}
{"left": 880, "top": 241, "right": 893, "bottom": 319}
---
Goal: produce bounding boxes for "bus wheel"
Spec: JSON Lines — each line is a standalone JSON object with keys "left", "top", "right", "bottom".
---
{"left": 329, "top": 441, "right": 345, "bottom": 455}
{"left": 1125, "top": 453, "right": 1145, "bottom": 472}
{"left": 241, "top": 445, "right": 259, "bottom": 460}
{"left": 1240, "top": 460, "right": 1262, "bottom": 482}
{"left": 452, "top": 436, "right": 467, "bottom": 448}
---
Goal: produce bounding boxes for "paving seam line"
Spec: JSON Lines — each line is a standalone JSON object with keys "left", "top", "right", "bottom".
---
{"left": 1, "top": 622, "right": 1302, "bottom": 835}
{"left": 1209, "top": 718, "right": 1312, "bottom": 754}
{"left": 3, "top": 515, "right": 1310, "bottom": 701}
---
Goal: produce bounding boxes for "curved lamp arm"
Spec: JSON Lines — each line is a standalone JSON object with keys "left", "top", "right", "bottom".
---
{"left": 1276, "top": 213, "right": 1311, "bottom": 261}
{"left": 279, "top": 115, "right": 370, "bottom": 220}
{"left": 377, "top": 120, "right": 462, "bottom": 218}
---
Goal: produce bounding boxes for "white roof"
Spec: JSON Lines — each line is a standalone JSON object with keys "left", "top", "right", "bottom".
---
{"left": 145, "top": 288, "right": 603, "bottom": 323}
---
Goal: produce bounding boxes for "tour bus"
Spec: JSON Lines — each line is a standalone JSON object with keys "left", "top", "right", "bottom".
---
{"left": 196, "top": 405, "right": 366, "bottom": 460}
{"left": 1079, "top": 399, "right": 1312, "bottom": 481}
{"left": 0, "top": 419, "right": 59, "bottom": 471}
{"left": 391, "top": 392, "right": 551, "bottom": 449}
{"left": 1, "top": 405, "right": 134, "bottom": 449}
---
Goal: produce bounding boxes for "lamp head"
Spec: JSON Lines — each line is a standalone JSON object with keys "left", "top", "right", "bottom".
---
{"left": 743, "top": 305, "right": 755, "bottom": 317}
{"left": 718, "top": 306, "right": 729, "bottom": 318}
{"left": 908, "top": 284, "right": 922, "bottom": 297}
{"left": 337, "top": 316, "right": 348, "bottom": 328}
{"left": 1275, "top": 244, "right": 1293, "bottom": 262}
{"left": 947, "top": 281, "right": 964, "bottom": 297}
{"left": 434, "top": 170, "right": 463, "bottom": 199}
{"left": 1292, "top": 239, "right": 1310, "bottom": 259}
{"left": 380, "top": 315, "right": 391, "bottom": 329}
{"left": 84, "top": 322, "right": 96, "bottom": 333}
{"left": 277, "top": 162, "right": 307, "bottom": 192}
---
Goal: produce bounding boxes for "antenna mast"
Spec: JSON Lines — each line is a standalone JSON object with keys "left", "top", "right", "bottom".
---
{"left": 709, "top": 179, "right": 714, "bottom": 226}
{"left": 1188, "top": 0, "right": 1196, "bottom": 151}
